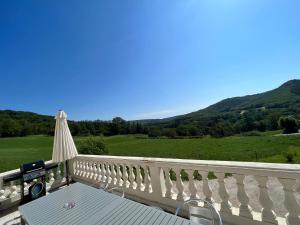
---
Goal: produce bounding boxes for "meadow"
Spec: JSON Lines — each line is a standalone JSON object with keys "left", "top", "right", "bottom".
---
{"left": 0, "top": 133, "right": 299, "bottom": 173}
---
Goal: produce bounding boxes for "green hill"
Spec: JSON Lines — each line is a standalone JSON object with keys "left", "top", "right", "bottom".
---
{"left": 0, "top": 110, "right": 54, "bottom": 136}
{"left": 183, "top": 79, "right": 299, "bottom": 118}
{"left": 143, "top": 79, "right": 300, "bottom": 136}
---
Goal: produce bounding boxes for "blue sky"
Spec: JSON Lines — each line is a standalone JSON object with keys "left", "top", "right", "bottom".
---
{"left": 0, "top": 0, "right": 299, "bottom": 120}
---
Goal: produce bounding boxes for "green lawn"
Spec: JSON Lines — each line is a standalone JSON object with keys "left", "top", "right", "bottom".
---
{"left": 0, "top": 135, "right": 53, "bottom": 173}
{"left": 0, "top": 134, "right": 300, "bottom": 173}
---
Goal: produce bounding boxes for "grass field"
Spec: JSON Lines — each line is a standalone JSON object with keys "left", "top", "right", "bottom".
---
{"left": 0, "top": 133, "right": 300, "bottom": 173}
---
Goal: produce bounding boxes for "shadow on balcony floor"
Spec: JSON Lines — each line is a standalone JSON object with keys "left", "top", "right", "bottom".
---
{"left": 0, "top": 206, "right": 21, "bottom": 225}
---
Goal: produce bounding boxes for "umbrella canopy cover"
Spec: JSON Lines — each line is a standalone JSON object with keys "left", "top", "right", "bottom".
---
{"left": 52, "top": 110, "right": 78, "bottom": 163}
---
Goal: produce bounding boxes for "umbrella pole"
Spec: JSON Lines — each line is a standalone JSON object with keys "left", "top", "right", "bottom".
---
{"left": 65, "top": 160, "right": 70, "bottom": 186}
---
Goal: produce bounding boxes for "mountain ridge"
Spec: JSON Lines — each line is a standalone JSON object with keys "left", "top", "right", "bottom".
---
{"left": 139, "top": 79, "right": 300, "bottom": 125}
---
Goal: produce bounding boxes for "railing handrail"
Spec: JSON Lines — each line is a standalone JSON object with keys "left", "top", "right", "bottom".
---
{"left": 76, "top": 154, "right": 300, "bottom": 179}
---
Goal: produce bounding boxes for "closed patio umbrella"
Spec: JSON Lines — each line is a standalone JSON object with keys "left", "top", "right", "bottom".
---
{"left": 52, "top": 110, "right": 78, "bottom": 185}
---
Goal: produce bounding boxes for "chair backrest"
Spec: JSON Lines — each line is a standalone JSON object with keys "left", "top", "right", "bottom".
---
{"left": 175, "top": 199, "right": 222, "bottom": 225}
{"left": 106, "top": 187, "right": 125, "bottom": 198}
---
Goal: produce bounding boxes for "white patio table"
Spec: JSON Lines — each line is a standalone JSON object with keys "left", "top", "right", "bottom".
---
{"left": 19, "top": 182, "right": 200, "bottom": 225}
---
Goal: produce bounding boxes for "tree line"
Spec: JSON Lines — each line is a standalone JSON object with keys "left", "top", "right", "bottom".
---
{"left": 147, "top": 110, "right": 299, "bottom": 138}
{"left": 0, "top": 109, "right": 298, "bottom": 138}
{"left": 0, "top": 111, "right": 147, "bottom": 137}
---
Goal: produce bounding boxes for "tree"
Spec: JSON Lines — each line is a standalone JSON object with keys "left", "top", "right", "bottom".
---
{"left": 240, "top": 113, "right": 255, "bottom": 132}
{"left": 266, "top": 112, "right": 280, "bottom": 130}
{"left": 111, "top": 117, "right": 126, "bottom": 135}
{"left": 20, "top": 121, "right": 33, "bottom": 136}
{"left": 0, "top": 119, "right": 22, "bottom": 137}
{"left": 278, "top": 116, "right": 299, "bottom": 134}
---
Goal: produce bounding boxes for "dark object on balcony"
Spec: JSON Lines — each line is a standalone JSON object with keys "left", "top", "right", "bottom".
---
{"left": 2, "top": 162, "right": 58, "bottom": 183}
{"left": 29, "top": 182, "right": 44, "bottom": 199}
{"left": 20, "top": 160, "right": 46, "bottom": 204}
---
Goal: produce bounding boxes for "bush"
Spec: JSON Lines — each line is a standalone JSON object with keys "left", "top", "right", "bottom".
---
{"left": 285, "top": 153, "right": 294, "bottom": 163}
{"left": 148, "top": 127, "right": 162, "bottom": 138}
{"left": 162, "top": 128, "right": 177, "bottom": 138}
{"left": 254, "top": 120, "right": 267, "bottom": 132}
{"left": 78, "top": 137, "right": 108, "bottom": 155}
{"left": 278, "top": 116, "right": 299, "bottom": 134}
{"left": 209, "top": 122, "right": 234, "bottom": 138}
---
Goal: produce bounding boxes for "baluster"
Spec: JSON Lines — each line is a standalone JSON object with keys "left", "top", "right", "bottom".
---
{"left": 48, "top": 169, "right": 55, "bottom": 183}
{"left": 82, "top": 161, "right": 86, "bottom": 178}
{"left": 74, "top": 160, "right": 79, "bottom": 176}
{"left": 0, "top": 189, "right": 5, "bottom": 200}
{"left": 215, "top": 172, "right": 232, "bottom": 214}
{"left": 93, "top": 163, "right": 98, "bottom": 181}
{"left": 96, "top": 163, "right": 101, "bottom": 181}
{"left": 163, "top": 168, "right": 172, "bottom": 198}
{"left": 116, "top": 164, "right": 122, "bottom": 186}
{"left": 82, "top": 161, "right": 87, "bottom": 178}
{"left": 87, "top": 161, "right": 91, "bottom": 179}
{"left": 136, "top": 165, "right": 142, "bottom": 191}
{"left": 187, "top": 169, "right": 197, "bottom": 199}
{"left": 89, "top": 162, "right": 96, "bottom": 180}
{"left": 0, "top": 177, "right": 6, "bottom": 200}
{"left": 47, "top": 169, "right": 54, "bottom": 189}
{"left": 80, "top": 161, "right": 85, "bottom": 177}
{"left": 105, "top": 163, "right": 111, "bottom": 184}
{"left": 76, "top": 160, "right": 82, "bottom": 177}
{"left": 78, "top": 161, "right": 83, "bottom": 177}
{"left": 200, "top": 171, "right": 212, "bottom": 203}
{"left": 101, "top": 163, "right": 106, "bottom": 182}
{"left": 174, "top": 168, "right": 184, "bottom": 201}
{"left": 254, "top": 176, "right": 277, "bottom": 224}
{"left": 122, "top": 165, "right": 129, "bottom": 188}
{"left": 90, "top": 162, "right": 95, "bottom": 180}
{"left": 143, "top": 166, "right": 151, "bottom": 193}
{"left": 86, "top": 161, "right": 91, "bottom": 179}
{"left": 56, "top": 163, "right": 62, "bottom": 181}
{"left": 129, "top": 165, "right": 136, "bottom": 189}
{"left": 78, "top": 160, "right": 82, "bottom": 176}
{"left": 92, "top": 162, "right": 97, "bottom": 180}
{"left": 234, "top": 174, "right": 252, "bottom": 219}
{"left": 24, "top": 182, "right": 29, "bottom": 192}
{"left": 278, "top": 178, "right": 300, "bottom": 225}
{"left": 111, "top": 164, "right": 116, "bottom": 185}
{"left": 63, "top": 161, "right": 67, "bottom": 181}
{"left": 10, "top": 181, "right": 18, "bottom": 197}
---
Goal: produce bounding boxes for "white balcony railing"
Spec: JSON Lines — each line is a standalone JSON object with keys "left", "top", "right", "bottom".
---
{"left": 1, "top": 155, "right": 299, "bottom": 225}
{"left": 70, "top": 155, "right": 300, "bottom": 225}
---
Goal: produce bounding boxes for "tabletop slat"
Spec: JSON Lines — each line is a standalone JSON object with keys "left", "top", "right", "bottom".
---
{"left": 19, "top": 183, "right": 200, "bottom": 225}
